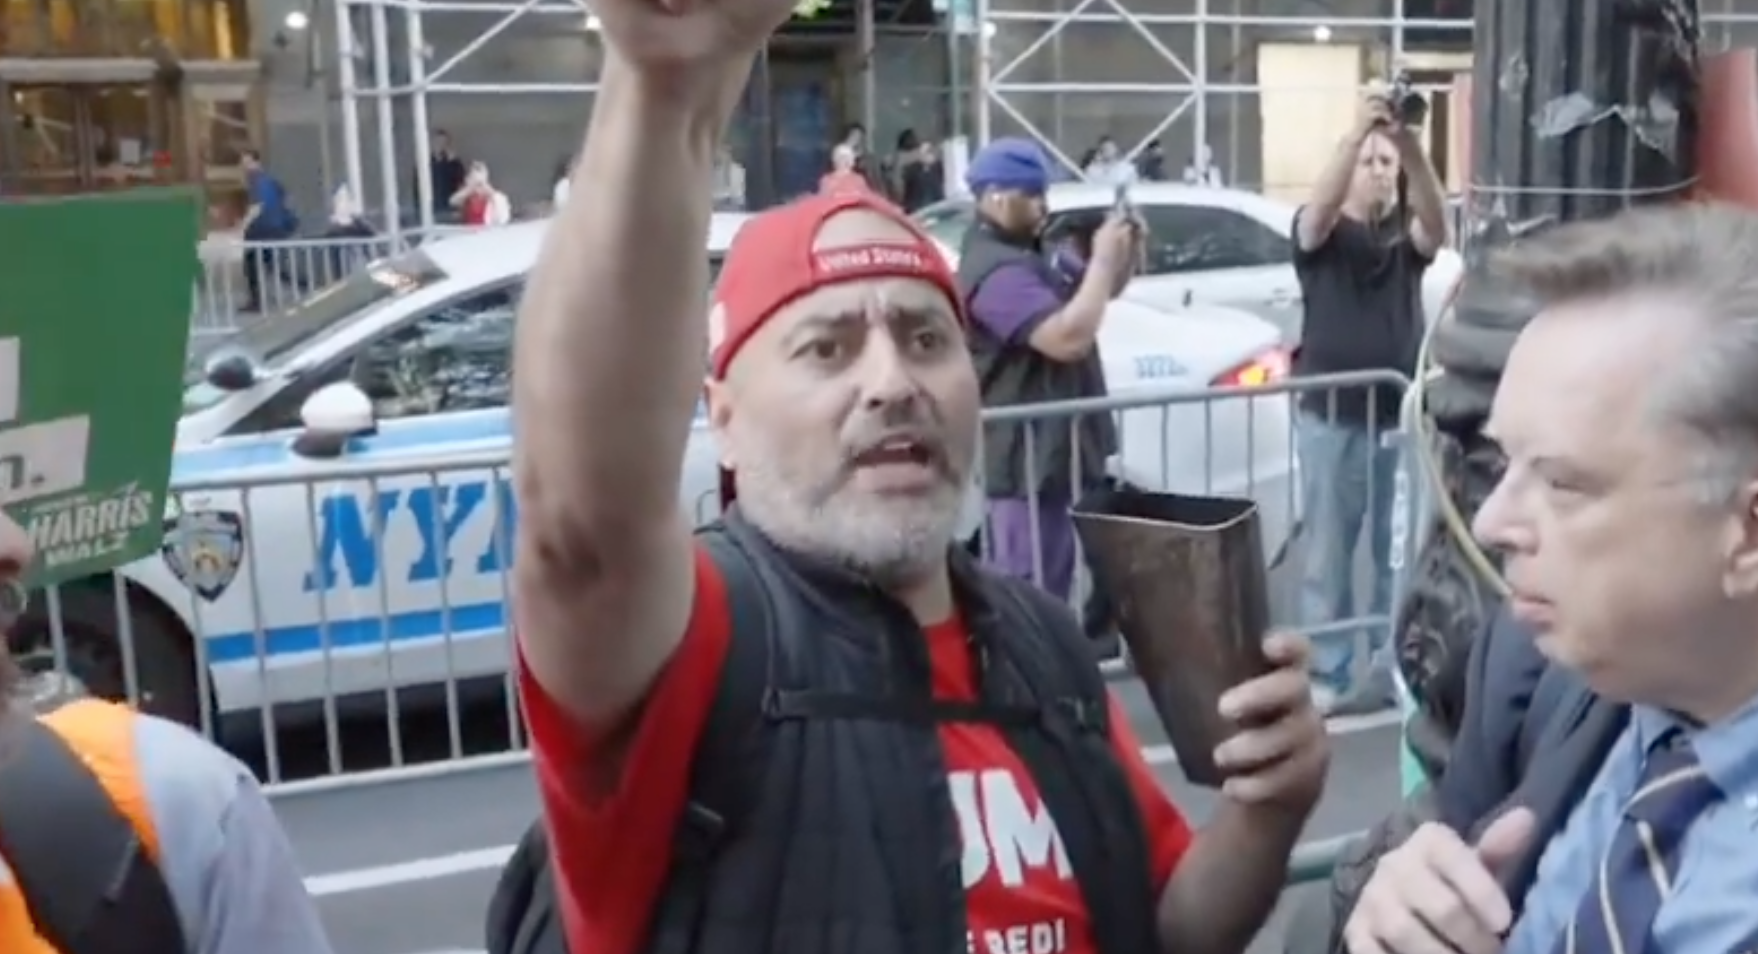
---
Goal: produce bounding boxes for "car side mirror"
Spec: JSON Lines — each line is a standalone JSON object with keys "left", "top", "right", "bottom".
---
{"left": 293, "top": 381, "right": 376, "bottom": 458}
{"left": 203, "top": 351, "right": 257, "bottom": 391}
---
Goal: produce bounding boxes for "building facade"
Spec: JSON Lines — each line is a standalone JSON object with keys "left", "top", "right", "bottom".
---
{"left": 1, "top": 0, "right": 270, "bottom": 221}
{"left": 7, "top": 0, "right": 1756, "bottom": 232}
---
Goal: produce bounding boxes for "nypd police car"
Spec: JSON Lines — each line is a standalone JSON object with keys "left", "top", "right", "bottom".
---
{"left": 19, "top": 214, "right": 1298, "bottom": 732}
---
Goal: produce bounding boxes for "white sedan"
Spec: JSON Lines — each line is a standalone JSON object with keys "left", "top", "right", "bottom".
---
{"left": 914, "top": 182, "right": 1465, "bottom": 339}
{"left": 22, "top": 213, "right": 1297, "bottom": 731}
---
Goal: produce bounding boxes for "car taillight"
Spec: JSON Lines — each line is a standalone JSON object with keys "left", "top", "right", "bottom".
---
{"left": 1210, "top": 346, "right": 1291, "bottom": 388}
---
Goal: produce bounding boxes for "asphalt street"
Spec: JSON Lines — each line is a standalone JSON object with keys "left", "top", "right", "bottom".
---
{"left": 269, "top": 675, "right": 1404, "bottom": 954}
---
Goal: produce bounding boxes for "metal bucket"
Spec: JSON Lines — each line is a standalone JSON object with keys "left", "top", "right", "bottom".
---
{"left": 1072, "top": 487, "right": 1272, "bottom": 787}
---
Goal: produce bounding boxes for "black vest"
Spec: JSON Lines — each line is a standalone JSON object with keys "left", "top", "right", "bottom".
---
{"left": 957, "top": 222, "right": 1115, "bottom": 499}
{"left": 643, "top": 511, "right": 1161, "bottom": 954}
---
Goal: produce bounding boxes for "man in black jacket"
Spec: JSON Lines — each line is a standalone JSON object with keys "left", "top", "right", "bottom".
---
{"left": 1291, "top": 86, "right": 1448, "bottom": 716}
{"left": 506, "top": 7, "right": 1332, "bottom": 954}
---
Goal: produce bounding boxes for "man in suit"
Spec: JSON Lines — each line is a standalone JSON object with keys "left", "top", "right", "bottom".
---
{"left": 1344, "top": 202, "right": 1758, "bottom": 954}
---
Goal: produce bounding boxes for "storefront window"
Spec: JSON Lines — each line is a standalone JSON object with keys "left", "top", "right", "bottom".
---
{"left": 1, "top": 0, "right": 249, "bottom": 58}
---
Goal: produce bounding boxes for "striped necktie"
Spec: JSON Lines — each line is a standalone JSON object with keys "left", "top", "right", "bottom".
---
{"left": 1555, "top": 731, "right": 1722, "bottom": 954}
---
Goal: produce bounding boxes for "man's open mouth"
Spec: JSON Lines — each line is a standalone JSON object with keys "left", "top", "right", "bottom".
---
{"left": 853, "top": 438, "right": 935, "bottom": 469}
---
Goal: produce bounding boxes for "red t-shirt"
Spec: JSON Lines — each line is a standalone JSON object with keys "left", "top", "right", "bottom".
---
{"left": 461, "top": 191, "right": 491, "bottom": 225}
{"left": 521, "top": 544, "right": 1193, "bottom": 954}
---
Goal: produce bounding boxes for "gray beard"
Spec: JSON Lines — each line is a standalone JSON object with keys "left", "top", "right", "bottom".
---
{"left": 733, "top": 478, "right": 959, "bottom": 588}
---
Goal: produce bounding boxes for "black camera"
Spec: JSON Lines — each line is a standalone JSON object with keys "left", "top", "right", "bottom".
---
{"left": 1384, "top": 72, "right": 1429, "bottom": 128}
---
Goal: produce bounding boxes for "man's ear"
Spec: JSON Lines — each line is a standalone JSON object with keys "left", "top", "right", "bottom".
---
{"left": 1723, "top": 478, "right": 1758, "bottom": 599}
{"left": 703, "top": 376, "right": 735, "bottom": 470}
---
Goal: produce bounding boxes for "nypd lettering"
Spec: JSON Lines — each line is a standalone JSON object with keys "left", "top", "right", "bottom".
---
{"left": 303, "top": 477, "right": 516, "bottom": 593}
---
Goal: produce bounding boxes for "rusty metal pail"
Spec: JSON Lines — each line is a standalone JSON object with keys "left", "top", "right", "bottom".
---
{"left": 1072, "top": 486, "right": 1272, "bottom": 787}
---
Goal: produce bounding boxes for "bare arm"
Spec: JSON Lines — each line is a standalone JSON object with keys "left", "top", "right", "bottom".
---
{"left": 1394, "top": 129, "right": 1449, "bottom": 258}
{"left": 1296, "top": 116, "right": 1378, "bottom": 253}
{"left": 511, "top": 54, "right": 745, "bottom": 728}
{"left": 1155, "top": 804, "right": 1305, "bottom": 954}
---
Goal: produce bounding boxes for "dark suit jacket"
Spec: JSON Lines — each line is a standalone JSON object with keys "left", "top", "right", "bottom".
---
{"left": 1287, "top": 612, "right": 1633, "bottom": 954}
{"left": 1434, "top": 611, "right": 1631, "bottom": 916}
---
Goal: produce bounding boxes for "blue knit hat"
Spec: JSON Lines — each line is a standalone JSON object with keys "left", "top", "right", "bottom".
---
{"left": 966, "top": 137, "right": 1051, "bottom": 195}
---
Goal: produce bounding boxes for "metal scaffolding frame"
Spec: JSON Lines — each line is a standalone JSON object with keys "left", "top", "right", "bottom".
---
{"left": 332, "top": 0, "right": 607, "bottom": 239}
{"left": 974, "top": 1, "right": 1758, "bottom": 180}
{"left": 331, "top": 0, "right": 915, "bottom": 233}
{"left": 972, "top": 0, "right": 1474, "bottom": 176}
{"left": 329, "top": 0, "right": 1758, "bottom": 230}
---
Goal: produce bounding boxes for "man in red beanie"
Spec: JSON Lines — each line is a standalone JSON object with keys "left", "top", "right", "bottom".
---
{"left": 507, "top": 6, "right": 1329, "bottom": 954}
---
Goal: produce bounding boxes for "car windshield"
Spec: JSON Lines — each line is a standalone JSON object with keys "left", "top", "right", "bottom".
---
{"left": 182, "top": 249, "right": 450, "bottom": 414}
{"left": 913, "top": 200, "right": 974, "bottom": 246}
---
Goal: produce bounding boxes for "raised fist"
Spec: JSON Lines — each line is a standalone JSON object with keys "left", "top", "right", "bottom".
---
{"left": 591, "top": 0, "right": 799, "bottom": 72}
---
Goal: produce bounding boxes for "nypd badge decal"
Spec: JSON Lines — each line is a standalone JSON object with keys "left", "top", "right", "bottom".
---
{"left": 162, "top": 509, "right": 245, "bottom": 602}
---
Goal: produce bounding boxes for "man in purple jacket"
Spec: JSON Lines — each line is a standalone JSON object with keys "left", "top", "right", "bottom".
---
{"left": 957, "top": 138, "right": 1136, "bottom": 609}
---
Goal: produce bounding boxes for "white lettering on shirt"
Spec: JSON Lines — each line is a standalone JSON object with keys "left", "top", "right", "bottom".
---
{"left": 965, "top": 918, "right": 1070, "bottom": 954}
{"left": 949, "top": 768, "right": 1073, "bottom": 889}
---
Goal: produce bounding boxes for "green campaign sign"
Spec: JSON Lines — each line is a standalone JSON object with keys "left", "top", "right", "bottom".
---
{"left": 0, "top": 189, "right": 199, "bottom": 587}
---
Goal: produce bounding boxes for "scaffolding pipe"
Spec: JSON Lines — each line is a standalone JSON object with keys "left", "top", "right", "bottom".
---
{"left": 370, "top": 0, "right": 402, "bottom": 240}
{"left": 858, "top": 0, "right": 877, "bottom": 139}
{"left": 1192, "top": 0, "right": 1207, "bottom": 167}
{"left": 982, "top": 12, "right": 1471, "bottom": 27}
{"left": 1391, "top": 0, "right": 1406, "bottom": 65}
{"left": 409, "top": 1, "right": 435, "bottom": 231}
{"left": 336, "top": 0, "right": 365, "bottom": 215}
{"left": 974, "top": 0, "right": 992, "bottom": 144}
{"left": 946, "top": 20, "right": 963, "bottom": 140}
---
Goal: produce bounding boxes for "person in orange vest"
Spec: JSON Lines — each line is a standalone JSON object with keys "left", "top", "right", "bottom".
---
{"left": 0, "top": 510, "right": 335, "bottom": 953}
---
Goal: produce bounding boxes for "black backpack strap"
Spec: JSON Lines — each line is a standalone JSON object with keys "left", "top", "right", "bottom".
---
{"left": 986, "top": 577, "right": 1160, "bottom": 954}
{"left": 485, "top": 821, "right": 558, "bottom": 954}
{"left": 645, "top": 531, "right": 775, "bottom": 954}
{"left": 762, "top": 687, "right": 1046, "bottom": 727}
{"left": 0, "top": 719, "right": 186, "bottom": 954}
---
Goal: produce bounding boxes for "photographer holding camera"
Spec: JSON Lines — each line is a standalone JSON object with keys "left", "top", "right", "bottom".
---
{"left": 1291, "top": 79, "right": 1449, "bottom": 715}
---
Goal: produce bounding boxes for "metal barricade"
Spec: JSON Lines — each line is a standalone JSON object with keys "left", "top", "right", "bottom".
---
{"left": 191, "top": 225, "right": 474, "bottom": 345}
{"left": 193, "top": 234, "right": 410, "bottom": 343}
{"left": 973, "top": 369, "right": 1420, "bottom": 689}
{"left": 10, "top": 370, "right": 1419, "bottom": 799}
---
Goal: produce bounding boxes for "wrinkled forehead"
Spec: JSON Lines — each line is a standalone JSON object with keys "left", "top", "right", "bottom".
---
{"left": 1493, "top": 293, "right": 1691, "bottom": 454}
